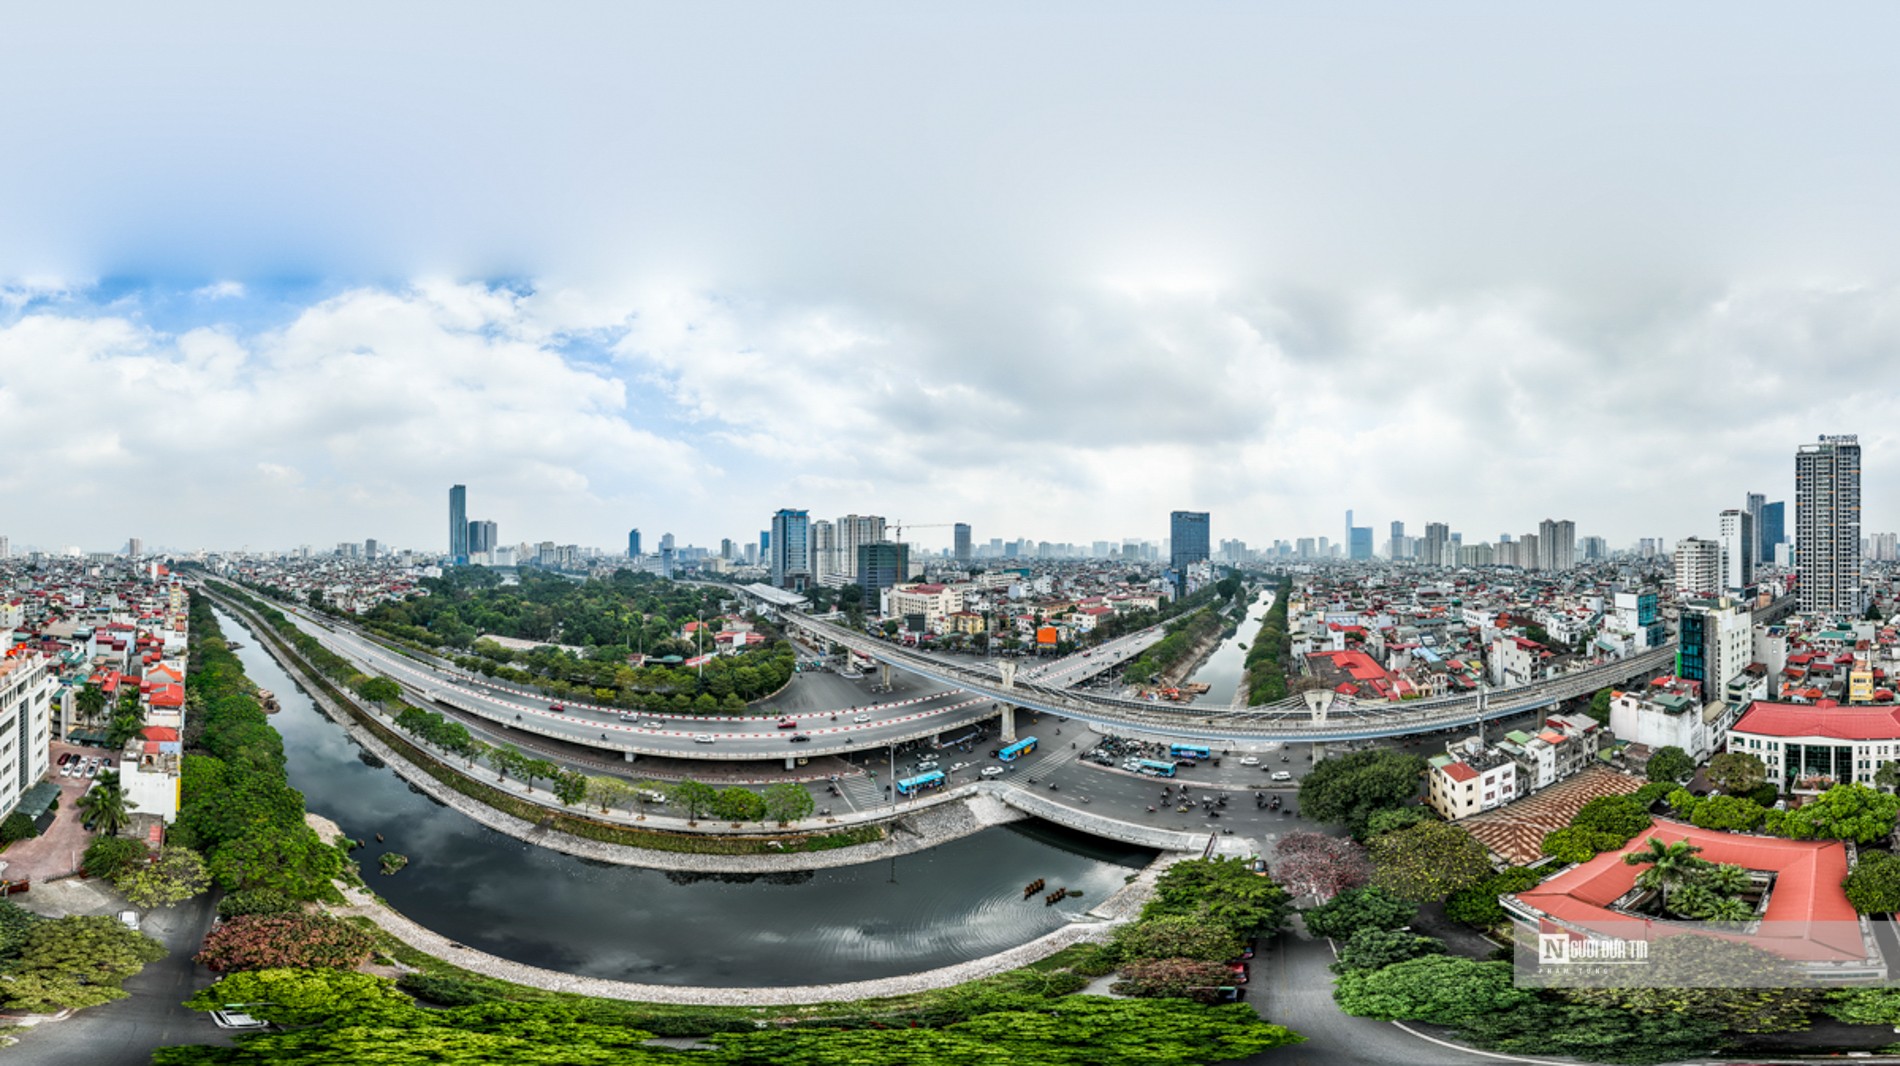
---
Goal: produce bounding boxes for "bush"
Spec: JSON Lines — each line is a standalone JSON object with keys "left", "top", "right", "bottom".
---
{"left": 1112, "top": 957, "right": 1237, "bottom": 1002}
{"left": 82, "top": 837, "right": 150, "bottom": 880}
{"left": 216, "top": 889, "right": 303, "bottom": 919}
{"left": 1540, "top": 826, "right": 1626, "bottom": 865}
{"left": 1688, "top": 795, "right": 1767, "bottom": 832}
{"left": 1570, "top": 795, "right": 1652, "bottom": 841}
{"left": 1845, "top": 850, "right": 1900, "bottom": 915}
{"left": 1302, "top": 886, "right": 1417, "bottom": 940}
{"left": 1332, "top": 928, "right": 1445, "bottom": 974}
{"left": 1, "top": 811, "right": 39, "bottom": 843}
{"left": 1445, "top": 866, "right": 1543, "bottom": 927}
{"left": 396, "top": 972, "right": 500, "bottom": 1006}
{"left": 195, "top": 913, "right": 376, "bottom": 972}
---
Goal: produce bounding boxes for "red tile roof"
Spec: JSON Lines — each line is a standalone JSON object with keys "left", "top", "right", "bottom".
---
{"left": 1734, "top": 702, "right": 1900, "bottom": 741}
{"left": 1441, "top": 761, "right": 1478, "bottom": 783}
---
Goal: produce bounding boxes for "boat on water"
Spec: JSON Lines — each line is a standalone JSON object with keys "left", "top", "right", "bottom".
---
{"left": 258, "top": 689, "right": 281, "bottom": 713}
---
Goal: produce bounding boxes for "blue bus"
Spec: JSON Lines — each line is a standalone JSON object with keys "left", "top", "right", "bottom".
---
{"left": 998, "top": 737, "right": 1039, "bottom": 762}
{"left": 1137, "top": 759, "right": 1177, "bottom": 778}
{"left": 1170, "top": 744, "right": 1212, "bottom": 760}
{"left": 896, "top": 770, "right": 947, "bottom": 796}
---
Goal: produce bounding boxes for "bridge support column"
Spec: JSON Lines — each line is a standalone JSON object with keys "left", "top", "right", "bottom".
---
{"left": 786, "top": 756, "right": 797, "bottom": 770}
{"left": 879, "top": 662, "right": 892, "bottom": 691}
{"left": 623, "top": 751, "right": 637, "bottom": 763}
{"left": 1000, "top": 705, "right": 1017, "bottom": 743}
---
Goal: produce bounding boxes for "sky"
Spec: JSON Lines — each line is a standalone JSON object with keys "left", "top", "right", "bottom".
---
{"left": 4, "top": 3, "right": 1900, "bottom": 556}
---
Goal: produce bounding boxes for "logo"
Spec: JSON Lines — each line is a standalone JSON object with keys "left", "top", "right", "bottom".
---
{"left": 1538, "top": 933, "right": 1648, "bottom": 965}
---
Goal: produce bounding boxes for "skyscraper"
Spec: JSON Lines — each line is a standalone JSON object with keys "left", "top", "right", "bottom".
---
{"left": 833, "top": 515, "right": 887, "bottom": 579}
{"left": 1170, "top": 511, "right": 1210, "bottom": 572}
{"left": 1349, "top": 527, "right": 1373, "bottom": 561}
{"left": 1745, "top": 492, "right": 1766, "bottom": 569}
{"left": 770, "top": 509, "right": 811, "bottom": 590}
{"left": 1389, "top": 520, "right": 1405, "bottom": 561}
{"left": 858, "top": 541, "right": 909, "bottom": 603}
{"left": 953, "top": 523, "right": 972, "bottom": 563}
{"left": 1760, "top": 501, "right": 1785, "bottom": 564}
{"left": 467, "top": 520, "right": 498, "bottom": 556}
{"left": 1422, "top": 523, "right": 1449, "bottom": 567}
{"left": 628, "top": 529, "right": 642, "bottom": 558}
{"left": 1344, "top": 509, "right": 1354, "bottom": 551}
{"left": 449, "top": 485, "right": 468, "bottom": 562}
{"left": 810, "top": 520, "right": 837, "bottom": 582}
{"left": 1717, "top": 508, "right": 1754, "bottom": 594}
{"left": 1536, "top": 519, "right": 1576, "bottom": 571}
{"left": 1796, "top": 435, "right": 1863, "bottom": 616}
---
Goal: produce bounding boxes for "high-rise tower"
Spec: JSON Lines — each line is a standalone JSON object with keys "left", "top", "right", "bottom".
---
{"left": 1796, "top": 435, "right": 1863, "bottom": 615}
{"left": 449, "top": 485, "right": 468, "bottom": 562}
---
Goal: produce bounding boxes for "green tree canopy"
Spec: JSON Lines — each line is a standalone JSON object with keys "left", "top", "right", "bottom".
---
{"left": 1569, "top": 794, "right": 1652, "bottom": 841}
{"left": 1111, "top": 914, "right": 1244, "bottom": 963}
{"left": 1331, "top": 928, "right": 1446, "bottom": 974}
{"left": 1645, "top": 746, "right": 1696, "bottom": 785}
{"left": 1142, "top": 857, "right": 1292, "bottom": 938}
{"left": 1296, "top": 750, "right": 1426, "bottom": 835}
{"left": 1300, "top": 886, "right": 1417, "bottom": 940}
{"left": 1845, "top": 849, "right": 1900, "bottom": 914}
{"left": 116, "top": 845, "right": 212, "bottom": 908}
{"left": 1333, "top": 955, "right": 1533, "bottom": 1025}
{"left": 0, "top": 914, "right": 165, "bottom": 1013}
{"left": 1766, "top": 782, "right": 1900, "bottom": 843}
{"left": 1706, "top": 752, "right": 1768, "bottom": 795}
{"left": 1367, "top": 820, "right": 1493, "bottom": 902}
{"left": 184, "top": 968, "right": 423, "bottom": 1028}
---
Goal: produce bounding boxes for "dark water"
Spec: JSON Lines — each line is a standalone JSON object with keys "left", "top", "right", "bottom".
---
{"left": 212, "top": 606, "right": 1153, "bottom": 986}
{"left": 1186, "top": 590, "right": 1276, "bottom": 705}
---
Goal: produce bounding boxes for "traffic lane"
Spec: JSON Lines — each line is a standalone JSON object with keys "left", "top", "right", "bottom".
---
{"left": 1033, "top": 757, "right": 1317, "bottom": 840}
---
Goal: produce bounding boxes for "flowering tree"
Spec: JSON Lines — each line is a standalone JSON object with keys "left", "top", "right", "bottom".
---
{"left": 1272, "top": 832, "right": 1371, "bottom": 901}
{"left": 195, "top": 914, "right": 375, "bottom": 972}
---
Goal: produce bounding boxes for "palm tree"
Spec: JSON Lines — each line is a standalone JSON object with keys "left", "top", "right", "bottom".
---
{"left": 1624, "top": 837, "right": 1705, "bottom": 912}
{"left": 1703, "top": 896, "right": 1757, "bottom": 923}
{"left": 1702, "top": 862, "right": 1752, "bottom": 898}
{"left": 77, "top": 772, "right": 136, "bottom": 837}
{"left": 74, "top": 684, "right": 107, "bottom": 731}
{"left": 1668, "top": 882, "right": 1718, "bottom": 920}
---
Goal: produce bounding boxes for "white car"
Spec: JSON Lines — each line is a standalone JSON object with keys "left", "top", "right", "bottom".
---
{"left": 980, "top": 766, "right": 1006, "bottom": 777}
{"left": 1270, "top": 771, "right": 1293, "bottom": 782}
{"left": 852, "top": 713, "right": 872, "bottom": 723}
{"left": 692, "top": 734, "right": 715, "bottom": 744}
{"left": 210, "top": 1010, "right": 268, "bottom": 1030}
{"left": 948, "top": 762, "right": 969, "bottom": 772}
{"left": 1239, "top": 756, "right": 1260, "bottom": 766}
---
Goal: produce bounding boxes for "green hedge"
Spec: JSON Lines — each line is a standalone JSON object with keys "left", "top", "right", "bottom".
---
{"left": 1243, "top": 576, "right": 1294, "bottom": 704}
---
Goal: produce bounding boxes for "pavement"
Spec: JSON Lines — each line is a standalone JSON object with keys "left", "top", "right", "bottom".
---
{"left": 5, "top": 885, "right": 228, "bottom": 1066}
{"left": 0, "top": 742, "right": 114, "bottom": 883}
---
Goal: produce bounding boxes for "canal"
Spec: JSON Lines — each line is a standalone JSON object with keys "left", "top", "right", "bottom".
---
{"left": 1185, "top": 588, "right": 1276, "bottom": 706}
{"left": 212, "top": 606, "right": 1155, "bottom": 987}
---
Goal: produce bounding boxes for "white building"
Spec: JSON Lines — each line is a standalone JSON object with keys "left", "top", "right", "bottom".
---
{"left": 0, "top": 643, "right": 55, "bottom": 826}
{"left": 1496, "top": 713, "right": 1602, "bottom": 791}
{"left": 1795, "top": 435, "right": 1863, "bottom": 617}
{"left": 887, "top": 583, "right": 965, "bottom": 633}
{"left": 1719, "top": 507, "right": 1755, "bottom": 595}
{"left": 1607, "top": 680, "right": 1726, "bottom": 761}
{"left": 1427, "top": 743, "right": 1519, "bottom": 820}
{"left": 1728, "top": 701, "right": 1900, "bottom": 793}
{"left": 1674, "top": 537, "right": 1721, "bottom": 600}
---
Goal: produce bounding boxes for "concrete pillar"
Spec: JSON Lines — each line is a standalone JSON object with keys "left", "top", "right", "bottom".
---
{"left": 786, "top": 755, "right": 797, "bottom": 770}
{"left": 623, "top": 751, "right": 638, "bottom": 763}
{"left": 999, "top": 661, "right": 1017, "bottom": 689}
{"left": 879, "top": 662, "right": 892, "bottom": 690}
{"left": 1000, "top": 705, "right": 1017, "bottom": 743}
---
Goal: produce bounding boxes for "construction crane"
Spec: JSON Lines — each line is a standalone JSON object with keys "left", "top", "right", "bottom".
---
{"left": 891, "top": 520, "right": 957, "bottom": 544}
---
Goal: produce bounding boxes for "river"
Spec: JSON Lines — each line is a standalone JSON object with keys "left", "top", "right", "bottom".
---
{"left": 1184, "top": 589, "right": 1275, "bottom": 706}
{"left": 211, "top": 606, "right": 1154, "bottom": 987}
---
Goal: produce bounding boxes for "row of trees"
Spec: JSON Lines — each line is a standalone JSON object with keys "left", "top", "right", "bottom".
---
{"left": 1122, "top": 607, "right": 1228, "bottom": 687}
{"left": 0, "top": 902, "right": 167, "bottom": 1014}
{"left": 1242, "top": 576, "right": 1293, "bottom": 704}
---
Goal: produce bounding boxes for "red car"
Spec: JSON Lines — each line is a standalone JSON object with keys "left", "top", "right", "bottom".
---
{"left": 777, "top": 719, "right": 798, "bottom": 729}
{"left": 548, "top": 703, "right": 565, "bottom": 712}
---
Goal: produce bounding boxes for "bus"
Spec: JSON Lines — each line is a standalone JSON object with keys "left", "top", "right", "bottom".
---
{"left": 1170, "top": 744, "right": 1212, "bottom": 760}
{"left": 998, "top": 737, "right": 1039, "bottom": 762}
{"left": 896, "top": 770, "right": 947, "bottom": 796}
{"left": 1137, "top": 759, "right": 1177, "bottom": 778}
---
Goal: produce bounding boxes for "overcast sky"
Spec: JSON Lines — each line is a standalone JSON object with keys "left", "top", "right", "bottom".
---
{"left": 4, "top": 3, "right": 1899, "bottom": 555}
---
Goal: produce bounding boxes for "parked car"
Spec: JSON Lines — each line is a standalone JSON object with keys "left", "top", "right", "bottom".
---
{"left": 210, "top": 1010, "right": 268, "bottom": 1030}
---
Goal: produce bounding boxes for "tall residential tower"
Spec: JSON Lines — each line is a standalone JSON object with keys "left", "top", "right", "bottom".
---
{"left": 1796, "top": 435, "right": 1863, "bottom": 616}
{"left": 449, "top": 484, "right": 468, "bottom": 562}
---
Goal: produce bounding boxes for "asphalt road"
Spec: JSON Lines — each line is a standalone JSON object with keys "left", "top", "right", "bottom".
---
{"left": 7, "top": 892, "right": 229, "bottom": 1066}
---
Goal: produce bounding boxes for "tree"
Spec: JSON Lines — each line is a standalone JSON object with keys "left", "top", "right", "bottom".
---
{"left": 485, "top": 743, "right": 520, "bottom": 783}
{"left": 1444, "top": 866, "right": 1543, "bottom": 927}
{"left": 520, "top": 758, "right": 559, "bottom": 794}
{"left": 196, "top": 913, "right": 377, "bottom": 972}
{"left": 1645, "top": 746, "right": 1696, "bottom": 785}
{"left": 1456, "top": 998, "right": 1724, "bottom": 1063}
{"left": 1297, "top": 750, "right": 1425, "bottom": 835}
{"left": 1555, "top": 936, "right": 1819, "bottom": 1033}
{"left": 1688, "top": 795, "right": 1767, "bottom": 832}
{"left": 1111, "top": 958, "right": 1236, "bottom": 1002}
{"left": 1272, "top": 832, "right": 1371, "bottom": 900}
{"left": 1333, "top": 955, "right": 1533, "bottom": 1025}
{"left": 1361, "top": 806, "right": 1431, "bottom": 838}
{"left": 1569, "top": 794, "right": 1652, "bottom": 841}
{"left": 75, "top": 682, "right": 108, "bottom": 728}
{"left": 1142, "top": 857, "right": 1292, "bottom": 938}
{"left": 670, "top": 779, "right": 718, "bottom": 822}
{"left": 1539, "top": 826, "right": 1625, "bottom": 865}
{"left": 106, "top": 706, "right": 148, "bottom": 750}
{"left": 1707, "top": 752, "right": 1769, "bottom": 795}
{"left": 1, "top": 810, "right": 38, "bottom": 843}
{"left": 762, "top": 782, "right": 815, "bottom": 825}
{"left": 1877, "top": 760, "right": 1900, "bottom": 794}
{"left": 1828, "top": 986, "right": 1900, "bottom": 1026}
{"left": 82, "top": 836, "right": 150, "bottom": 880}
{"left": 1331, "top": 928, "right": 1446, "bottom": 974}
{"left": 0, "top": 914, "right": 166, "bottom": 1013}
{"left": 712, "top": 787, "right": 766, "bottom": 823}
{"left": 1112, "top": 915, "right": 1244, "bottom": 962}
{"left": 354, "top": 676, "right": 403, "bottom": 706}
{"left": 1368, "top": 820, "right": 1493, "bottom": 902}
{"left": 1300, "top": 886, "right": 1417, "bottom": 940}
{"left": 1589, "top": 686, "right": 1613, "bottom": 718}
{"left": 1622, "top": 837, "right": 1705, "bottom": 912}
{"left": 115, "top": 845, "right": 211, "bottom": 908}
{"left": 1845, "top": 849, "right": 1900, "bottom": 914}
{"left": 552, "top": 769, "right": 589, "bottom": 808}
{"left": 206, "top": 826, "right": 345, "bottom": 901}
{"left": 1768, "top": 782, "right": 1900, "bottom": 843}
{"left": 76, "top": 771, "right": 136, "bottom": 837}
{"left": 184, "top": 968, "right": 421, "bottom": 1028}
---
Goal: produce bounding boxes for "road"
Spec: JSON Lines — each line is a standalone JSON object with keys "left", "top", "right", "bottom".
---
{"left": 1246, "top": 932, "right": 1503, "bottom": 1066}
{"left": 6, "top": 892, "right": 228, "bottom": 1066}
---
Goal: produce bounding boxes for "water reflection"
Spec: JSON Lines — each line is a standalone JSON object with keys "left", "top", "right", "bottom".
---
{"left": 212, "top": 606, "right": 1153, "bottom": 986}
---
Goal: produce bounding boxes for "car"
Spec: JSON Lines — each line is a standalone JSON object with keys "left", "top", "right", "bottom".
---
{"left": 637, "top": 789, "right": 668, "bottom": 803}
{"left": 1239, "top": 756, "right": 1260, "bottom": 766}
{"left": 777, "top": 719, "right": 798, "bottom": 729}
{"left": 981, "top": 766, "right": 1006, "bottom": 777}
{"left": 852, "top": 713, "right": 871, "bottom": 723}
{"left": 790, "top": 733, "right": 810, "bottom": 742}
{"left": 210, "top": 1010, "right": 269, "bottom": 1030}
{"left": 949, "top": 762, "right": 969, "bottom": 772}
{"left": 57, "top": 753, "right": 70, "bottom": 766}
{"left": 118, "top": 910, "right": 141, "bottom": 931}
{"left": 916, "top": 761, "right": 939, "bottom": 771}
{"left": 1270, "top": 771, "right": 1293, "bottom": 782}
{"left": 618, "top": 713, "right": 641, "bottom": 722}
{"left": 548, "top": 703, "right": 566, "bottom": 712}
{"left": 693, "top": 734, "right": 715, "bottom": 744}
{"left": 101, "top": 758, "right": 112, "bottom": 768}
{"left": 642, "top": 719, "right": 666, "bottom": 728}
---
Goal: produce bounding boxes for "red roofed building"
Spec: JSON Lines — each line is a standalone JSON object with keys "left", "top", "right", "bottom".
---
{"left": 1505, "top": 820, "right": 1879, "bottom": 979}
{"left": 1305, "top": 649, "right": 1414, "bottom": 701}
{"left": 1729, "top": 700, "right": 1900, "bottom": 793}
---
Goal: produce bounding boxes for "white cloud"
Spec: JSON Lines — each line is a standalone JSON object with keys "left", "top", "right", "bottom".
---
{"left": 192, "top": 280, "right": 246, "bottom": 300}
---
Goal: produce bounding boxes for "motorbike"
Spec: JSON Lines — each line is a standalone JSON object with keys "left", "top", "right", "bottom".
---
{"left": 1049, "top": 783, "right": 1060, "bottom": 791}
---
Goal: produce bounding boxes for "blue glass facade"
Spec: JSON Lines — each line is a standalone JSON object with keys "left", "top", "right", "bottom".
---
{"left": 1760, "top": 501, "right": 1784, "bottom": 563}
